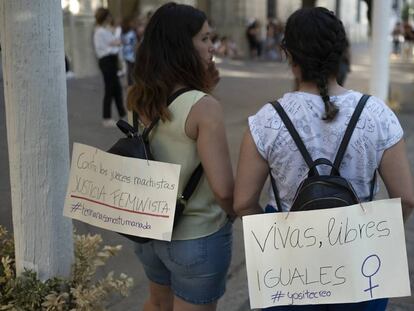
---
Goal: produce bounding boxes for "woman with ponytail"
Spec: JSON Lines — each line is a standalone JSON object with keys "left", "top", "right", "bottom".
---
{"left": 234, "top": 7, "right": 414, "bottom": 311}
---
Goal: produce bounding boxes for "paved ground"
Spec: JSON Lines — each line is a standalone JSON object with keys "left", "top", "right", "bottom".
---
{"left": 1, "top": 43, "right": 414, "bottom": 310}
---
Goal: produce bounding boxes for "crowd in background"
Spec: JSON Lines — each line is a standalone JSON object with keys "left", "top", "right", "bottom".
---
{"left": 90, "top": 11, "right": 414, "bottom": 80}
{"left": 88, "top": 7, "right": 414, "bottom": 128}
{"left": 210, "top": 17, "right": 285, "bottom": 61}
{"left": 245, "top": 18, "right": 284, "bottom": 61}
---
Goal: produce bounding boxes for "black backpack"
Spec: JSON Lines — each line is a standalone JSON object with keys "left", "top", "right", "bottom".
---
{"left": 269, "top": 94, "right": 375, "bottom": 212}
{"left": 107, "top": 88, "right": 203, "bottom": 243}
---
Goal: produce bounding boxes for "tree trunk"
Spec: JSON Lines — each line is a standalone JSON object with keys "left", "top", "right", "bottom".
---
{"left": 369, "top": 0, "right": 391, "bottom": 102}
{"left": 0, "top": 0, "right": 73, "bottom": 280}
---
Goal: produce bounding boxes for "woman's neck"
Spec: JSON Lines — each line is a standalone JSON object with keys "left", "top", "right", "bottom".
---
{"left": 297, "top": 78, "right": 348, "bottom": 96}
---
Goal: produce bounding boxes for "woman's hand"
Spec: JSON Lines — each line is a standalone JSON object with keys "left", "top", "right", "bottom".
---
{"left": 207, "top": 61, "right": 220, "bottom": 91}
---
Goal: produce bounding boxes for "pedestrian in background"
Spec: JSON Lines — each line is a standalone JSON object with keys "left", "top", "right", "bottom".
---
{"left": 127, "top": 3, "right": 235, "bottom": 310}
{"left": 263, "top": 21, "right": 280, "bottom": 61}
{"left": 121, "top": 16, "right": 138, "bottom": 86}
{"left": 246, "top": 19, "right": 262, "bottom": 59}
{"left": 215, "top": 36, "right": 239, "bottom": 59}
{"left": 93, "top": 7, "right": 126, "bottom": 127}
{"left": 392, "top": 21, "right": 404, "bottom": 55}
{"left": 402, "top": 21, "right": 414, "bottom": 59}
{"left": 234, "top": 7, "right": 414, "bottom": 311}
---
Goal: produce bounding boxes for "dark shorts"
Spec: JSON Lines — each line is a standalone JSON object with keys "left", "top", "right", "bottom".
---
{"left": 263, "top": 298, "right": 388, "bottom": 311}
{"left": 135, "top": 221, "right": 233, "bottom": 305}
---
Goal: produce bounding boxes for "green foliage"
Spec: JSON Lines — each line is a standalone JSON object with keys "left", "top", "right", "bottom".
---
{"left": 402, "top": 3, "right": 413, "bottom": 22}
{"left": 0, "top": 226, "right": 133, "bottom": 311}
{"left": 0, "top": 270, "right": 64, "bottom": 310}
{"left": 0, "top": 227, "right": 14, "bottom": 283}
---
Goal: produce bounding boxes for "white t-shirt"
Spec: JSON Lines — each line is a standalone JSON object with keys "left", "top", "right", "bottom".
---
{"left": 248, "top": 90, "right": 404, "bottom": 211}
{"left": 93, "top": 26, "right": 120, "bottom": 59}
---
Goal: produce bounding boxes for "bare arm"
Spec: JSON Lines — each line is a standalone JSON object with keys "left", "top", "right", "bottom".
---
{"left": 185, "top": 95, "right": 235, "bottom": 217}
{"left": 234, "top": 128, "right": 269, "bottom": 217}
{"left": 109, "top": 39, "right": 121, "bottom": 46}
{"left": 379, "top": 139, "right": 414, "bottom": 222}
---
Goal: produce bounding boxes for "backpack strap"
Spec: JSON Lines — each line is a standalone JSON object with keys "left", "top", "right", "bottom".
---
{"left": 142, "top": 118, "right": 160, "bottom": 142}
{"left": 269, "top": 100, "right": 317, "bottom": 210}
{"left": 169, "top": 88, "right": 204, "bottom": 203}
{"left": 271, "top": 101, "right": 318, "bottom": 176}
{"left": 132, "top": 110, "right": 139, "bottom": 131}
{"left": 331, "top": 94, "right": 370, "bottom": 175}
{"left": 133, "top": 111, "right": 159, "bottom": 142}
{"left": 181, "top": 163, "right": 203, "bottom": 203}
{"left": 309, "top": 158, "right": 340, "bottom": 176}
{"left": 269, "top": 168, "right": 282, "bottom": 211}
{"left": 134, "top": 87, "right": 203, "bottom": 205}
{"left": 134, "top": 87, "right": 194, "bottom": 140}
{"left": 369, "top": 170, "right": 377, "bottom": 201}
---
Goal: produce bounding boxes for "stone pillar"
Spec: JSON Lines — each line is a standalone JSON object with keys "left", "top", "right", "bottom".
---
{"left": 369, "top": 0, "right": 391, "bottom": 101}
{"left": 275, "top": 0, "right": 301, "bottom": 22}
{"left": 0, "top": 0, "right": 73, "bottom": 280}
{"left": 108, "top": 0, "right": 140, "bottom": 21}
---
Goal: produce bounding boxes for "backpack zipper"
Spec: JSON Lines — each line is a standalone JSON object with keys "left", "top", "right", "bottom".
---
{"left": 299, "top": 180, "right": 353, "bottom": 192}
{"left": 299, "top": 197, "right": 350, "bottom": 210}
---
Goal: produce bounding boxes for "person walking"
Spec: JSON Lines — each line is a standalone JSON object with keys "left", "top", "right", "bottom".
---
{"left": 234, "top": 7, "right": 414, "bottom": 311}
{"left": 246, "top": 19, "right": 262, "bottom": 59}
{"left": 121, "top": 16, "right": 138, "bottom": 86}
{"left": 127, "top": 3, "right": 235, "bottom": 310}
{"left": 93, "top": 7, "right": 126, "bottom": 127}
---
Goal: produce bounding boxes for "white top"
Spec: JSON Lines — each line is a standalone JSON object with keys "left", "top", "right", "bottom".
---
{"left": 248, "top": 90, "right": 404, "bottom": 211}
{"left": 93, "top": 26, "right": 120, "bottom": 59}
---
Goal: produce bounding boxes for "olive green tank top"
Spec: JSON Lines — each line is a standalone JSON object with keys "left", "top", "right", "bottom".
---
{"left": 148, "top": 90, "right": 228, "bottom": 240}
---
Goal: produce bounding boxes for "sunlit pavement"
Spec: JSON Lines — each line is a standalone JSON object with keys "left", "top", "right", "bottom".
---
{"left": 0, "top": 42, "right": 413, "bottom": 310}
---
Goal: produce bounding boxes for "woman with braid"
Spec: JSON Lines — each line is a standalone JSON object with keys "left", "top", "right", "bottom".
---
{"left": 234, "top": 7, "right": 414, "bottom": 311}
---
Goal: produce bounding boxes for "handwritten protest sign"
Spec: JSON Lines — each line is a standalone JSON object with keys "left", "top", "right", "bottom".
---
{"left": 242, "top": 199, "right": 410, "bottom": 308}
{"left": 64, "top": 143, "right": 180, "bottom": 241}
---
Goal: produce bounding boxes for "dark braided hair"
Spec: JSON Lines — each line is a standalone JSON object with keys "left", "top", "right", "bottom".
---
{"left": 282, "top": 7, "right": 348, "bottom": 121}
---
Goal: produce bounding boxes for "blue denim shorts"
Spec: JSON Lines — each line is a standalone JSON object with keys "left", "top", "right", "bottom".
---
{"left": 135, "top": 221, "right": 233, "bottom": 305}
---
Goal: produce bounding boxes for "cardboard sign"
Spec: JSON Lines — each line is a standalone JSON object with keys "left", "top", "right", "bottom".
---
{"left": 64, "top": 143, "right": 180, "bottom": 241}
{"left": 242, "top": 199, "right": 410, "bottom": 308}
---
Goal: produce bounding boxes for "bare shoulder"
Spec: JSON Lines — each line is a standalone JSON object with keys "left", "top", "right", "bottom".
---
{"left": 185, "top": 94, "right": 223, "bottom": 139}
{"left": 194, "top": 94, "right": 220, "bottom": 109}
{"left": 190, "top": 94, "right": 222, "bottom": 120}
